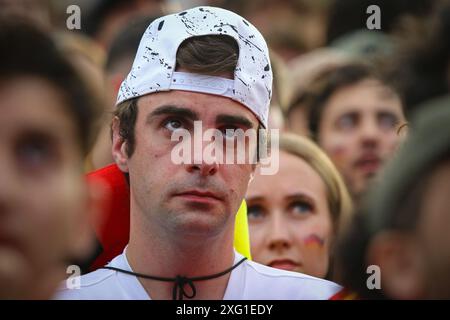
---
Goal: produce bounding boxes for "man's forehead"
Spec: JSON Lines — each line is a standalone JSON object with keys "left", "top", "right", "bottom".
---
{"left": 326, "top": 103, "right": 402, "bottom": 115}
{"left": 324, "top": 89, "right": 403, "bottom": 116}
{"left": 137, "top": 90, "right": 259, "bottom": 126}
{"left": 337, "top": 79, "right": 400, "bottom": 101}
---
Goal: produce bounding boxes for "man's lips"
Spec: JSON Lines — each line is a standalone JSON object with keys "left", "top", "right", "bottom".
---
{"left": 173, "top": 190, "right": 223, "bottom": 204}
{"left": 354, "top": 155, "right": 382, "bottom": 175}
{"left": 268, "top": 259, "right": 300, "bottom": 272}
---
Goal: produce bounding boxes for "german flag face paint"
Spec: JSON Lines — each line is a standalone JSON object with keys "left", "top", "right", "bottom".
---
{"left": 303, "top": 234, "right": 325, "bottom": 248}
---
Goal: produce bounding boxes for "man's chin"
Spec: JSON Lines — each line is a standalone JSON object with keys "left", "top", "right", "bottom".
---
{"left": 350, "top": 171, "right": 379, "bottom": 194}
{"left": 350, "top": 182, "right": 372, "bottom": 202}
{"left": 169, "top": 210, "right": 229, "bottom": 238}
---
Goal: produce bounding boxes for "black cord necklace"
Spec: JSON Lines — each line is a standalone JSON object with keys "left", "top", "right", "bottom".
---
{"left": 101, "top": 257, "right": 247, "bottom": 300}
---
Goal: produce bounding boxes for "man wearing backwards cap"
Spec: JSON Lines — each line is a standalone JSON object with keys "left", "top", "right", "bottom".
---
{"left": 57, "top": 6, "right": 341, "bottom": 300}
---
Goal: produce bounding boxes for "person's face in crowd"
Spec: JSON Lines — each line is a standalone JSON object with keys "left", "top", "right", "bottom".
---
{"left": 317, "top": 79, "right": 404, "bottom": 199}
{"left": 368, "top": 161, "right": 450, "bottom": 299}
{"left": 246, "top": 150, "right": 333, "bottom": 278}
{"left": 416, "top": 161, "right": 450, "bottom": 298}
{"left": 113, "top": 90, "right": 258, "bottom": 240}
{"left": 0, "top": 77, "right": 94, "bottom": 299}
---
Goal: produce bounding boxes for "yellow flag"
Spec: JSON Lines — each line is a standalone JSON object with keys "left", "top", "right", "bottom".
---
{"left": 233, "top": 200, "right": 252, "bottom": 260}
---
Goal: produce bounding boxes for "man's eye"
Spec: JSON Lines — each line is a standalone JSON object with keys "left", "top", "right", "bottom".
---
{"left": 247, "top": 204, "right": 266, "bottom": 221}
{"left": 164, "top": 119, "right": 183, "bottom": 131}
{"left": 222, "top": 128, "right": 238, "bottom": 139}
{"left": 16, "top": 137, "right": 55, "bottom": 170}
{"left": 217, "top": 125, "right": 241, "bottom": 139}
{"left": 378, "top": 113, "right": 398, "bottom": 130}
{"left": 290, "top": 201, "right": 313, "bottom": 217}
{"left": 336, "top": 114, "right": 357, "bottom": 130}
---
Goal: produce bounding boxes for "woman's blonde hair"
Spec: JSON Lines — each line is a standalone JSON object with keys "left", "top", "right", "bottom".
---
{"left": 279, "top": 133, "right": 353, "bottom": 233}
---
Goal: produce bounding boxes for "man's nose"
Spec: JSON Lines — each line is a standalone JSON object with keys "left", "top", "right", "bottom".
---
{"left": 359, "top": 117, "right": 381, "bottom": 147}
{"left": 186, "top": 138, "right": 221, "bottom": 176}
{"left": 187, "top": 161, "right": 219, "bottom": 176}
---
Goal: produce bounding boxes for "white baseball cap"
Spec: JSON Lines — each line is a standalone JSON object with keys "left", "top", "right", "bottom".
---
{"left": 116, "top": 6, "right": 273, "bottom": 128}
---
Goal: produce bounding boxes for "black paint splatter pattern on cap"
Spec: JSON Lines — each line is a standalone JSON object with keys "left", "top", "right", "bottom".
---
{"left": 117, "top": 6, "right": 272, "bottom": 128}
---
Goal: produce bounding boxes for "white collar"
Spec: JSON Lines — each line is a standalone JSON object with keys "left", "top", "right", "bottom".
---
{"left": 109, "top": 247, "right": 246, "bottom": 300}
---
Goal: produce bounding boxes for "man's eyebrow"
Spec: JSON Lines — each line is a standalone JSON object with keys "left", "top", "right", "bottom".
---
{"left": 146, "top": 105, "right": 199, "bottom": 123}
{"left": 216, "top": 114, "right": 255, "bottom": 129}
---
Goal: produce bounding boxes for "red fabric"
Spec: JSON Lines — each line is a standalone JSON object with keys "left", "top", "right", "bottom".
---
{"left": 86, "top": 164, "right": 130, "bottom": 271}
{"left": 329, "top": 288, "right": 359, "bottom": 300}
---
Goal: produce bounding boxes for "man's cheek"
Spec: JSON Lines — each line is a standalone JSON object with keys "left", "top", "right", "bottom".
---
{"left": 386, "top": 134, "right": 403, "bottom": 154}
{"left": 325, "top": 141, "right": 349, "bottom": 169}
{"left": 236, "top": 167, "right": 254, "bottom": 195}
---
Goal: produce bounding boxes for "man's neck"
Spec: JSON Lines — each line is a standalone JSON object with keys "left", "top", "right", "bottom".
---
{"left": 125, "top": 212, "right": 236, "bottom": 300}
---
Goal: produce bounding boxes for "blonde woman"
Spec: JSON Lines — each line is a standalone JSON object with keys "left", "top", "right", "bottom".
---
{"left": 246, "top": 133, "right": 352, "bottom": 279}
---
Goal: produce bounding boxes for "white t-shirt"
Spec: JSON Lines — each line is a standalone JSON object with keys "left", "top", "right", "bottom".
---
{"left": 55, "top": 250, "right": 341, "bottom": 300}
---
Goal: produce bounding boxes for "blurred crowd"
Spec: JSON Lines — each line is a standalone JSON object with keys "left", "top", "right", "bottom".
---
{"left": 0, "top": 0, "right": 449, "bottom": 300}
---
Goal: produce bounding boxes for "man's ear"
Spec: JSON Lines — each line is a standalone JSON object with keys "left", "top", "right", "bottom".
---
{"left": 367, "top": 231, "right": 425, "bottom": 299}
{"left": 111, "top": 116, "right": 129, "bottom": 173}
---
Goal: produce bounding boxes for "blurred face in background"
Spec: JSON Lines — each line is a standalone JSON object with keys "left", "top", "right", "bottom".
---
{"left": 246, "top": 151, "right": 333, "bottom": 278}
{"left": 317, "top": 79, "right": 404, "bottom": 200}
{"left": 417, "top": 161, "right": 450, "bottom": 298}
{"left": 368, "top": 161, "right": 450, "bottom": 299}
{"left": 0, "top": 77, "right": 93, "bottom": 299}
